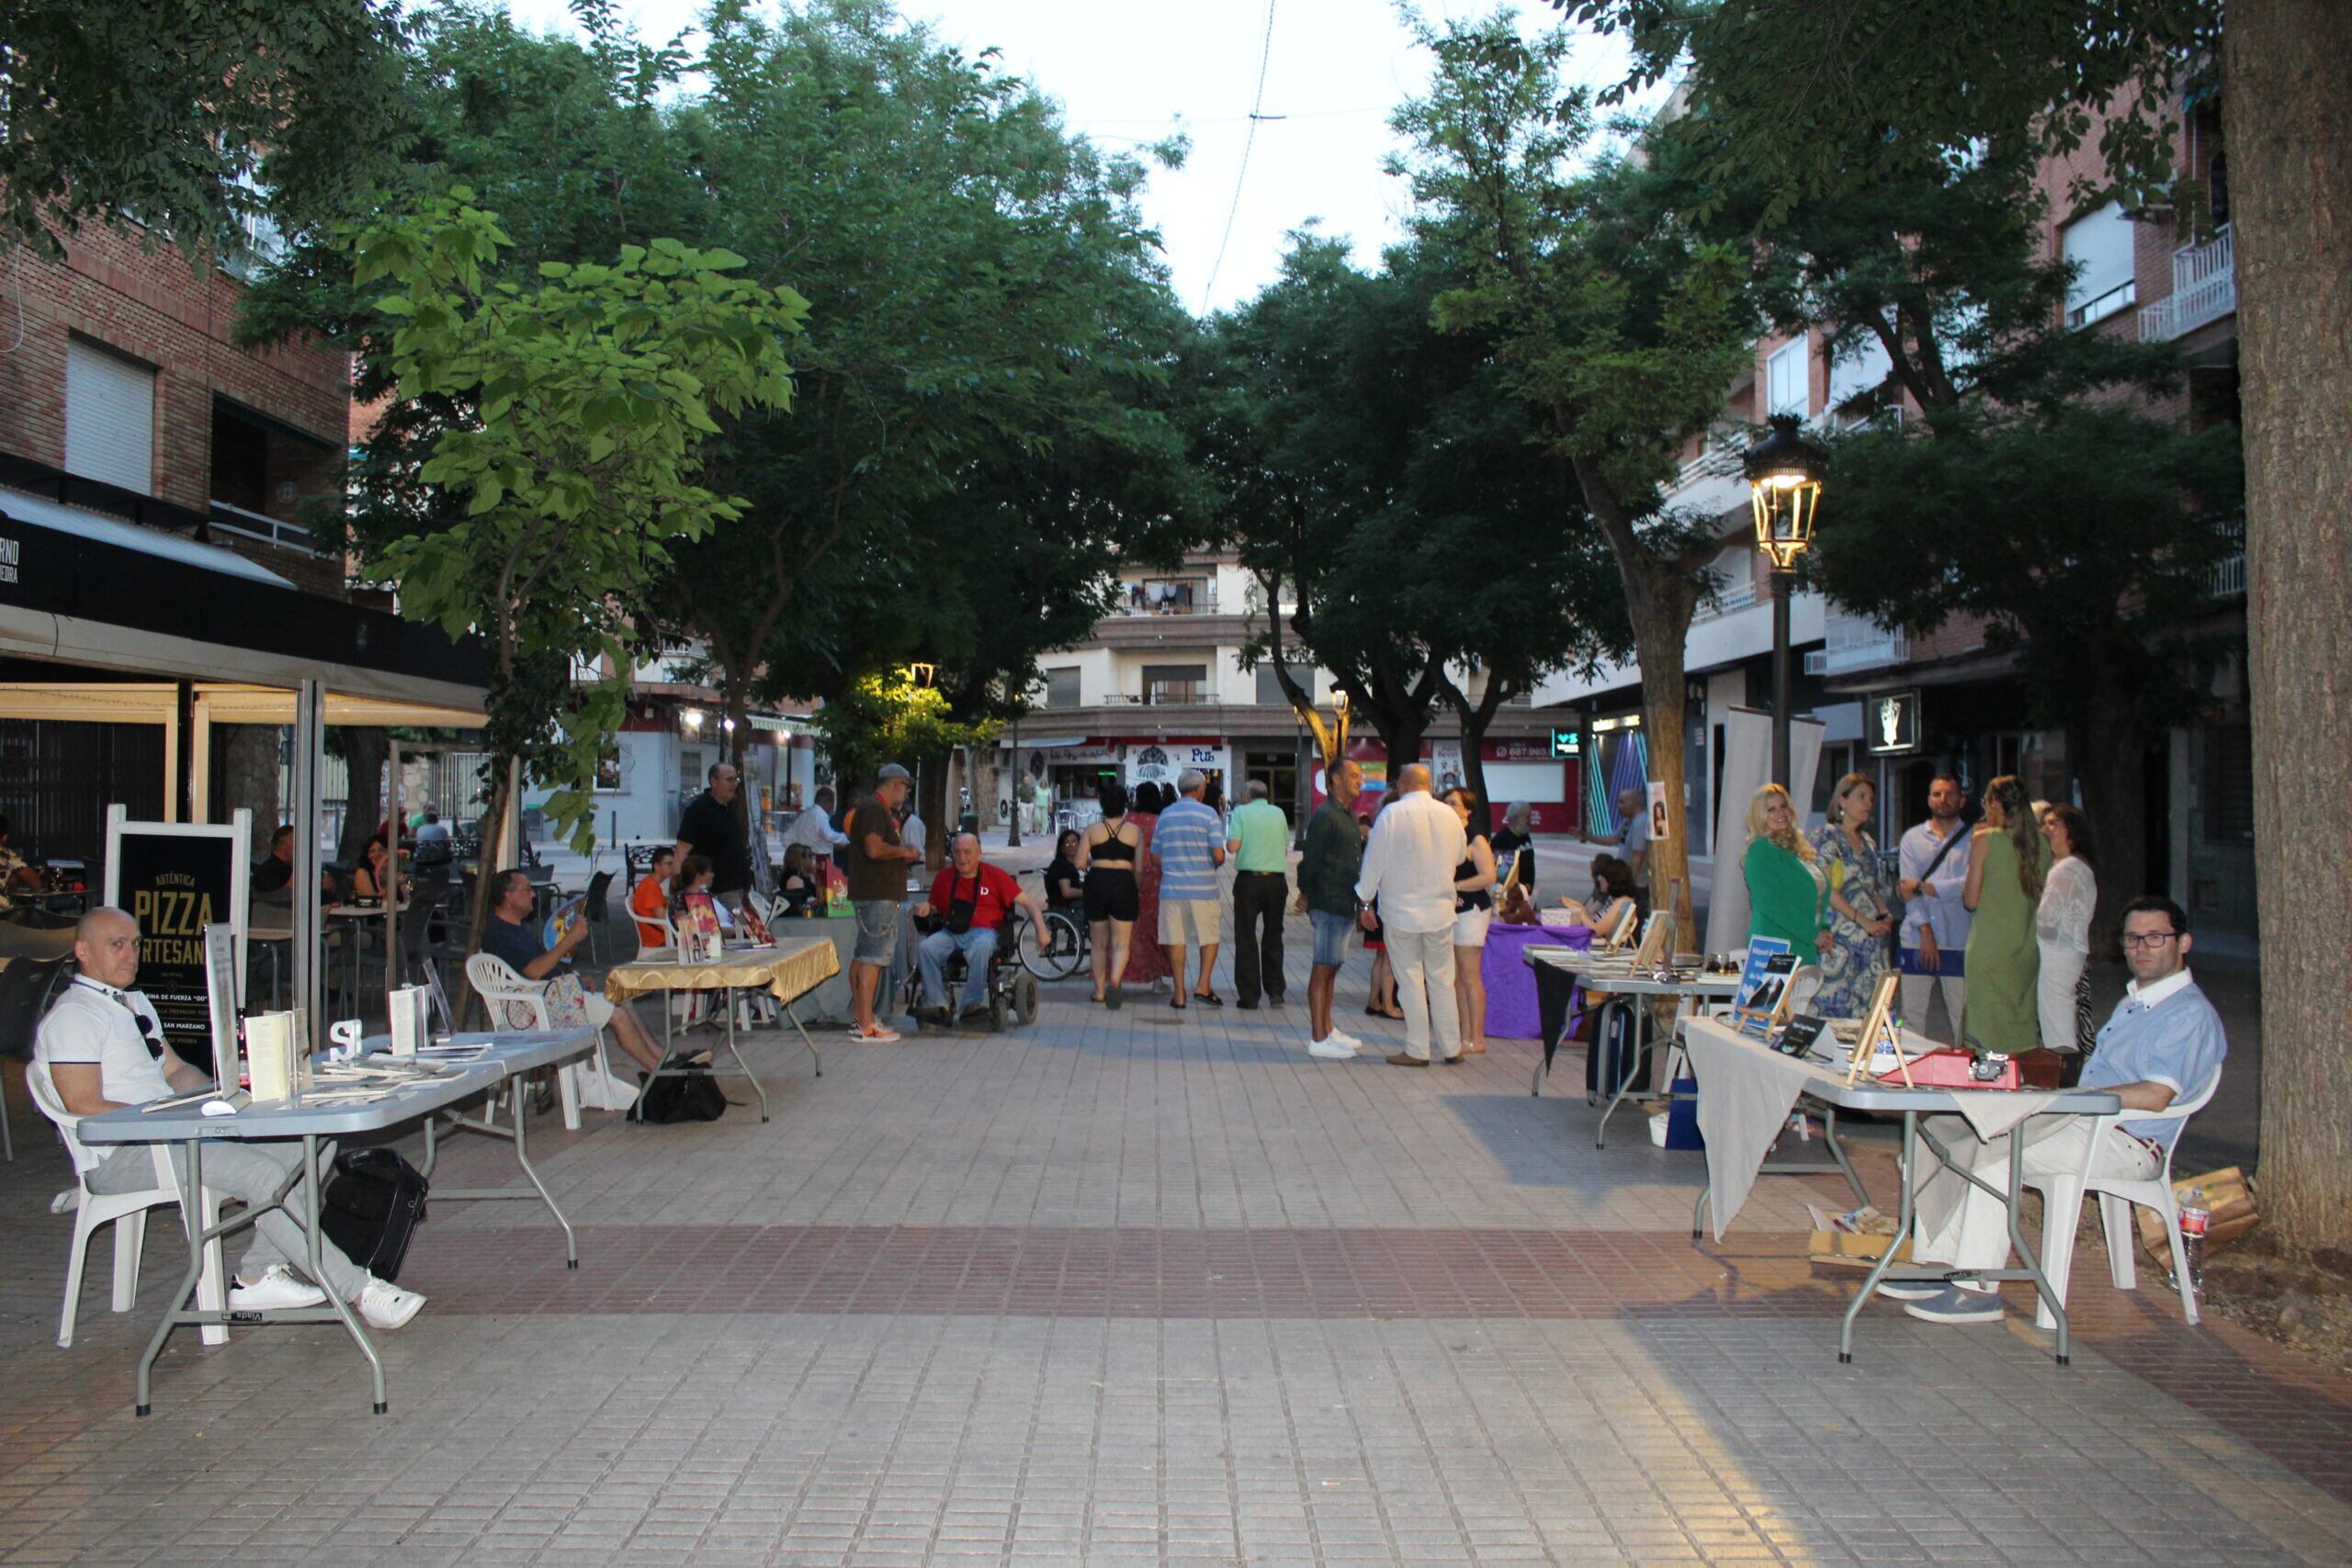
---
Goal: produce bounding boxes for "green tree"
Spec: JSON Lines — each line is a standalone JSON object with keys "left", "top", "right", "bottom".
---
{"left": 1392, "top": 13, "right": 1761, "bottom": 938}
{"left": 1566, "top": 0, "right": 2352, "bottom": 1259}
{"left": 348, "top": 192, "right": 806, "bottom": 919}
{"left": 0, "top": 0, "right": 406, "bottom": 257}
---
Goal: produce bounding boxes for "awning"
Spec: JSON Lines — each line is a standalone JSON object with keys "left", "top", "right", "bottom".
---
{"left": 1008, "top": 735, "right": 1089, "bottom": 750}
{"left": 1, "top": 484, "right": 291, "bottom": 585}
{"left": 0, "top": 682, "right": 482, "bottom": 728}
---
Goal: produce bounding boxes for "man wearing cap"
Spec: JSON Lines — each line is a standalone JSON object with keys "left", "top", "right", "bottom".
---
{"left": 847, "top": 764, "right": 923, "bottom": 1042}
{"left": 1150, "top": 769, "right": 1228, "bottom": 1008}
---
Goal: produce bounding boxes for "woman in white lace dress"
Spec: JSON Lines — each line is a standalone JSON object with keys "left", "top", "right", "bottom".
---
{"left": 2034, "top": 804, "right": 2098, "bottom": 1055}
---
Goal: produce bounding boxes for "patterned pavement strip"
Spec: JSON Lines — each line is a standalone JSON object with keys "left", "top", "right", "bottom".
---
{"left": 3, "top": 913, "right": 2349, "bottom": 1565}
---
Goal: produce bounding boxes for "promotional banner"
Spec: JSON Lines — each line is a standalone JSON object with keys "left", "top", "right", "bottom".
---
{"left": 104, "top": 807, "right": 253, "bottom": 1072}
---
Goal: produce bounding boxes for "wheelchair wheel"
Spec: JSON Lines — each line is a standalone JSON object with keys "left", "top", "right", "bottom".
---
{"left": 1019, "top": 909, "right": 1088, "bottom": 981}
{"left": 1012, "top": 971, "right": 1039, "bottom": 1025}
{"left": 989, "top": 993, "right": 1010, "bottom": 1032}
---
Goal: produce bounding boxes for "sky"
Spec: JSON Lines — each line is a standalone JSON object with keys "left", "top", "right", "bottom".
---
{"left": 499, "top": 0, "right": 1666, "bottom": 316}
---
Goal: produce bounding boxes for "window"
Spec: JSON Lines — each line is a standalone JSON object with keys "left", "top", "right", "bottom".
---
{"left": 1826, "top": 328, "right": 1893, "bottom": 423}
{"left": 1702, "top": 542, "right": 1757, "bottom": 615}
{"left": 2064, "top": 201, "right": 2138, "bottom": 327}
{"left": 1255, "top": 664, "right": 1297, "bottom": 705}
{"left": 64, "top": 336, "right": 156, "bottom": 493}
{"left": 1044, "top": 668, "right": 1080, "bottom": 709}
{"left": 1142, "top": 663, "right": 1207, "bottom": 705}
{"left": 1766, "top": 339, "right": 1808, "bottom": 417}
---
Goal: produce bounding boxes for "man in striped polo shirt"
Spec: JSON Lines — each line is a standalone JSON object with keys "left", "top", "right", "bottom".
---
{"left": 1150, "top": 769, "right": 1228, "bottom": 1008}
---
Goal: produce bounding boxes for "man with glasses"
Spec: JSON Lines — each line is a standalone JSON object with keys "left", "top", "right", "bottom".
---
{"left": 34, "top": 908, "right": 427, "bottom": 1329}
{"left": 1897, "top": 773, "right": 1973, "bottom": 1043}
{"left": 1894, "top": 895, "right": 2228, "bottom": 1325}
{"left": 674, "top": 761, "right": 752, "bottom": 916}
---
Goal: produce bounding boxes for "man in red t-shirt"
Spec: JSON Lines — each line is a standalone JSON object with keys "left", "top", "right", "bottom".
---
{"left": 912, "top": 832, "right": 1047, "bottom": 1022}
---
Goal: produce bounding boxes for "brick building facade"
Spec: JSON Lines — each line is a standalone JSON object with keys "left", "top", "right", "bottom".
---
{"left": 0, "top": 219, "right": 348, "bottom": 594}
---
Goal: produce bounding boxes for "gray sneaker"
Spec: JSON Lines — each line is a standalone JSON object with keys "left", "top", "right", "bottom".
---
{"left": 1902, "top": 1284, "right": 2003, "bottom": 1324}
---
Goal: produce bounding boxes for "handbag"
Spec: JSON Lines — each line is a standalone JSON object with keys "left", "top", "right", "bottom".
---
{"left": 635, "top": 1064, "right": 727, "bottom": 1123}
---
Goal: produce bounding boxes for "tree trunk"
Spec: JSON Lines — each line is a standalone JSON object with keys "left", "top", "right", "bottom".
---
{"left": 1628, "top": 600, "right": 1696, "bottom": 942}
{"left": 919, "top": 747, "right": 952, "bottom": 872}
{"left": 2066, "top": 700, "right": 2148, "bottom": 958}
{"left": 1366, "top": 707, "right": 1430, "bottom": 782}
{"left": 337, "top": 728, "right": 389, "bottom": 864}
{"left": 220, "top": 725, "right": 282, "bottom": 857}
{"left": 2227, "top": 0, "right": 2352, "bottom": 1260}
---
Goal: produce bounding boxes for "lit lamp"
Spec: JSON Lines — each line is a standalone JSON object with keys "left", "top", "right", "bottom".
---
{"left": 907, "top": 662, "right": 936, "bottom": 689}
{"left": 1743, "top": 413, "right": 1829, "bottom": 788}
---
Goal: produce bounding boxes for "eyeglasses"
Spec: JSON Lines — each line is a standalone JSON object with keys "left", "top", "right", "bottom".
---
{"left": 2120, "top": 931, "right": 2180, "bottom": 950}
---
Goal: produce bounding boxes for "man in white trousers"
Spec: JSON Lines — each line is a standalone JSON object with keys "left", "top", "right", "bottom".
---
{"left": 1353, "top": 763, "right": 1467, "bottom": 1066}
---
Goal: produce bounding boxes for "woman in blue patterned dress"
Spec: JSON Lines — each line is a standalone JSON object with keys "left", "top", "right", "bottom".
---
{"left": 1809, "top": 773, "right": 1895, "bottom": 1018}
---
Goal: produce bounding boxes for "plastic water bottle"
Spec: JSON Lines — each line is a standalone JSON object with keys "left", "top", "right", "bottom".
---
{"left": 2177, "top": 1187, "right": 2210, "bottom": 1293}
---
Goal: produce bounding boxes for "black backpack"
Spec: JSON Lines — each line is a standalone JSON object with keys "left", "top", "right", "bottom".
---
{"left": 320, "top": 1148, "right": 429, "bottom": 1282}
{"left": 634, "top": 1064, "right": 727, "bottom": 1124}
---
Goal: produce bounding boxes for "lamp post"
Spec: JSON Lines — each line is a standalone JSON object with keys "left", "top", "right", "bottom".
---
{"left": 1743, "top": 413, "right": 1828, "bottom": 789}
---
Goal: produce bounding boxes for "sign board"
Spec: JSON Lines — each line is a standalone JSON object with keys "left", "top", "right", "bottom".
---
{"left": 1864, "top": 690, "right": 1922, "bottom": 756}
{"left": 104, "top": 807, "right": 251, "bottom": 1072}
{"left": 1548, "top": 728, "right": 1582, "bottom": 760}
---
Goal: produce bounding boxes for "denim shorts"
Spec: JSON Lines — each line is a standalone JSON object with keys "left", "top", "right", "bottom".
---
{"left": 1309, "top": 908, "right": 1353, "bottom": 968}
{"left": 854, "top": 900, "right": 902, "bottom": 965}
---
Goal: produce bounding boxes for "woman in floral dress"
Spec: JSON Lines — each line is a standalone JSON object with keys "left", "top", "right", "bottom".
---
{"left": 1809, "top": 773, "right": 1894, "bottom": 1018}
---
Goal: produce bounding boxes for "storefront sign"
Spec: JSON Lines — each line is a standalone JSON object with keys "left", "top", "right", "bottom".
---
{"left": 1547, "top": 728, "right": 1582, "bottom": 760}
{"left": 104, "top": 807, "right": 252, "bottom": 1072}
{"left": 1864, "top": 690, "right": 1922, "bottom": 756}
{"left": 1031, "top": 741, "right": 1122, "bottom": 765}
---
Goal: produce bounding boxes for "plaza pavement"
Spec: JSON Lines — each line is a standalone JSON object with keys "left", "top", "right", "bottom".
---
{"left": 0, "top": 861, "right": 2339, "bottom": 1565}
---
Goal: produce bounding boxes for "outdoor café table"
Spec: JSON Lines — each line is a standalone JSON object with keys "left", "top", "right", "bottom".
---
{"left": 1522, "top": 946, "right": 1742, "bottom": 1145}
{"left": 74, "top": 1027, "right": 597, "bottom": 1416}
{"left": 1479, "top": 920, "right": 1561, "bottom": 1040}
{"left": 1678, "top": 1012, "right": 2122, "bottom": 1365}
{"left": 598, "top": 936, "right": 839, "bottom": 1122}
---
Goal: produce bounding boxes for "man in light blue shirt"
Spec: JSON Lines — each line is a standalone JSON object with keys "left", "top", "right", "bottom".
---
{"left": 1897, "top": 773, "right": 1973, "bottom": 1043}
{"left": 1899, "top": 894, "right": 2226, "bottom": 1325}
{"left": 1151, "top": 770, "right": 1228, "bottom": 1007}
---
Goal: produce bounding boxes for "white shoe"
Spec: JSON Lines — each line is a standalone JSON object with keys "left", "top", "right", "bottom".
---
{"left": 1325, "top": 1028, "right": 1365, "bottom": 1052}
{"left": 1308, "top": 1035, "right": 1359, "bottom": 1060}
{"left": 355, "top": 1276, "right": 425, "bottom": 1330}
{"left": 229, "top": 1264, "right": 327, "bottom": 1311}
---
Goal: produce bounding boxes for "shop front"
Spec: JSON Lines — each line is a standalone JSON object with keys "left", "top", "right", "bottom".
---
{"left": 1308, "top": 739, "right": 1577, "bottom": 832}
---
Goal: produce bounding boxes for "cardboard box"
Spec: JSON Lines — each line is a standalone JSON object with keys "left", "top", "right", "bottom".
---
{"left": 1808, "top": 1230, "right": 1916, "bottom": 1268}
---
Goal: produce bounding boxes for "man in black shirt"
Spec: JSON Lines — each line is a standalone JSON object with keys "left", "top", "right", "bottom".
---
{"left": 673, "top": 762, "right": 752, "bottom": 912}
{"left": 252, "top": 825, "right": 297, "bottom": 894}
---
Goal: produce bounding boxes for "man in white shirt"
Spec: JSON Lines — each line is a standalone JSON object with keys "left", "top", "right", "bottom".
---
{"left": 34, "top": 908, "right": 425, "bottom": 1330}
{"left": 1354, "top": 763, "right": 1468, "bottom": 1066}
{"left": 1897, "top": 773, "right": 1973, "bottom": 1043}
{"left": 781, "top": 786, "right": 849, "bottom": 860}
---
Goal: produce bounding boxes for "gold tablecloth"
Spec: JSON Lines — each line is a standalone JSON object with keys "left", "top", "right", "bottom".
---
{"left": 600, "top": 938, "right": 840, "bottom": 1006}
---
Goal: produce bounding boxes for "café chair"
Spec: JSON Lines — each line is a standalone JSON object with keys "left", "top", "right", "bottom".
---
{"left": 2023, "top": 1067, "right": 2222, "bottom": 1329}
{"left": 462, "top": 953, "right": 629, "bottom": 1127}
{"left": 26, "top": 1061, "right": 226, "bottom": 1348}
{"left": 579, "top": 870, "right": 616, "bottom": 964}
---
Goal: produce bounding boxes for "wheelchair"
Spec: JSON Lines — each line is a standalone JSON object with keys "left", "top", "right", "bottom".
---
{"left": 900, "top": 914, "right": 1041, "bottom": 1033}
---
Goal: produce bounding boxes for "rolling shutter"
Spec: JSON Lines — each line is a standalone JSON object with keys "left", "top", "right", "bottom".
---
{"left": 64, "top": 337, "right": 156, "bottom": 494}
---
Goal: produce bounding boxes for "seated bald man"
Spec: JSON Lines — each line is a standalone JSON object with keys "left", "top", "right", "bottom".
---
{"left": 35, "top": 908, "right": 425, "bottom": 1329}
{"left": 911, "top": 833, "right": 1047, "bottom": 1023}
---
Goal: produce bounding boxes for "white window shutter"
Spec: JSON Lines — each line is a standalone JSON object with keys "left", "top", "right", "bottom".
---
{"left": 64, "top": 338, "right": 157, "bottom": 494}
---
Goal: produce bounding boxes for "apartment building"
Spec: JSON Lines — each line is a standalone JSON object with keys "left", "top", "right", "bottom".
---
{"left": 1529, "top": 85, "right": 2251, "bottom": 948}
{"left": 1000, "top": 552, "right": 1580, "bottom": 831}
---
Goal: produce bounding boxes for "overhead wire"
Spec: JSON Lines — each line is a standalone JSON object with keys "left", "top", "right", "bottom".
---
{"left": 1198, "top": 0, "right": 1281, "bottom": 316}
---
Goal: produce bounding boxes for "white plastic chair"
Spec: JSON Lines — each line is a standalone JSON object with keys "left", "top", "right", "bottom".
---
{"left": 2025, "top": 1068, "right": 2222, "bottom": 1329}
{"left": 1782, "top": 964, "right": 1824, "bottom": 1018}
{"left": 463, "top": 953, "right": 631, "bottom": 1126}
{"left": 27, "top": 1061, "right": 226, "bottom": 1348}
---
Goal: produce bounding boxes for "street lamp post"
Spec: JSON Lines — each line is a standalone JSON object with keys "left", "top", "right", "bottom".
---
{"left": 1743, "top": 413, "right": 1828, "bottom": 789}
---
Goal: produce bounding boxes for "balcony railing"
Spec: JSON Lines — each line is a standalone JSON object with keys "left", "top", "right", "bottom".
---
{"left": 1141, "top": 683, "right": 1205, "bottom": 705}
{"left": 208, "top": 499, "right": 335, "bottom": 558}
{"left": 2210, "top": 550, "right": 2246, "bottom": 599}
{"left": 1120, "top": 577, "right": 1215, "bottom": 615}
{"left": 2138, "top": 224, "right": 2234, "bottom": 341}
{"left": 1804, "top": 613, "right": 1909, "bottom": 677}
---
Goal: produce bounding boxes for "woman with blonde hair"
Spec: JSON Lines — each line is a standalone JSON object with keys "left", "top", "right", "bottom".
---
{"left": 1808, "top": 773, "right": 1894, "bottom": 1017}
{"left": 1961, "top": 774, "right": 2051, "bottom": 1056}
{"left": 1742, "top": 783, "right": 1830, "bottom": 956}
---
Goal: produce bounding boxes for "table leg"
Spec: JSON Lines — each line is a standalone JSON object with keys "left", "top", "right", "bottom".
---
{"left": 782, "top": 995, "right": 824, "bottom": 1077}
{"left": 304, "top": 1133, "right": 387, "bottom": 1412}
{"left": 723, "top": 998, "right": 770, "bottom": 1122}
{"left": 505, "top": 1077, "right": 577, "bottom": 1267}
{"left": 137, "top": 1138, "right": 205, "bottom": 1416}
{"left": 1841, "top": 1110, "right": 1923, "bottom": 1363}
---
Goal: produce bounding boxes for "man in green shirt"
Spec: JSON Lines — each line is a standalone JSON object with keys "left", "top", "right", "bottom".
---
{"left": 1226, "top": 779, "right": 1293, "bottom": 1010}
{"left": 1292, "top": 759, "right": 1366, "bottom": 1058}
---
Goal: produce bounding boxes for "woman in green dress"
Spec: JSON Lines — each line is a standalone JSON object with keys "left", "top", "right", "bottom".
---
{"left": 1960, "top": 774, "right": 2051, "bottom": 1056}
{"left": 1741, "top": 784, "right": 1831, "bottom": 958}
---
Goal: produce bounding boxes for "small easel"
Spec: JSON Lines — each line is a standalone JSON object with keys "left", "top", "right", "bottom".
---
{"left": 1841, "top": 972, "right": 1913, "bottom": 1087}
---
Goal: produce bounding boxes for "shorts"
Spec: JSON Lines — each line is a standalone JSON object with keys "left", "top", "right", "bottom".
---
{"left": 583, "top": 992, "right": 616, "bottom": 1030}
{"left": 1453, "top": 908, "right": 1492, "bottom": 948}
{"left": 1309, "top": 908, "right": 1354, "bottom": 968}
{"left": 1159, "top": 897, "right": 1221, "bottom": 946}
{"left": 854, "top": 900, "right": 902, "bottom": 965}
{"left": 1084, "top": 871, "right": 1139, "bottom": 924}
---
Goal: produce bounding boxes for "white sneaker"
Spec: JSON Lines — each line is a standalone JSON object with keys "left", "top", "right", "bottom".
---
{"left": 1308, "top": 1035, "right": 1359, "bottom": 1060}
{"left": 354, "top": 1277, "right": 425, "bottom": 1330}
{"left": 229, "top": 1264, "right": 326, "bottom": 1311}
{"left": 1325, "top": 1028, "right": 1365, "bottom": 1052}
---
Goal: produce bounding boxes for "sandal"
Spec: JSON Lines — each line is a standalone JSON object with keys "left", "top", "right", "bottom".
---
{"left": 1169, "top": 997, "right": 1187, "bottom": 1010}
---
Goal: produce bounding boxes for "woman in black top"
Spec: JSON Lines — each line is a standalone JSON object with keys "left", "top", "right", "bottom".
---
{"left": 1080, "top": 781, "right": 1142, "bottom": 1007}
{"left": 1044, "top": 830, "right": 1086, "bottom": 913}
{"left": 776, "top": 844, "right": 822, "bottom": 917}
{"left": 1443, "top": 787, "right": 1498, "bottom": 1054}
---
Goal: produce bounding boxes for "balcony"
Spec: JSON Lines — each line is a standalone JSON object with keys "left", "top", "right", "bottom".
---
{"left": 1118, "top": 576, "right": 1215, "bottom": 615}
{"left": 208, "top": 499, "right": 336, "bottom": 558}
{"left": 1804, "top": 611, "right": 1909, "bottom": 677}
{"left": 2138, "top": 224, "right": 2235, "bottom": 341}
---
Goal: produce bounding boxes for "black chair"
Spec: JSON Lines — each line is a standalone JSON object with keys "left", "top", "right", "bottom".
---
{"left": 0, "top": 953, "right": 72, "bottom": 1161}
{"left": 580, "top": 869, "right": 616, "bottom": 964}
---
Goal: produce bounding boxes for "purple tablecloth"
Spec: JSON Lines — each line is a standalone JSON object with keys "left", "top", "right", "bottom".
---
{"left": 1482, "top": 922, "right": 1587, "bottom": 1039}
